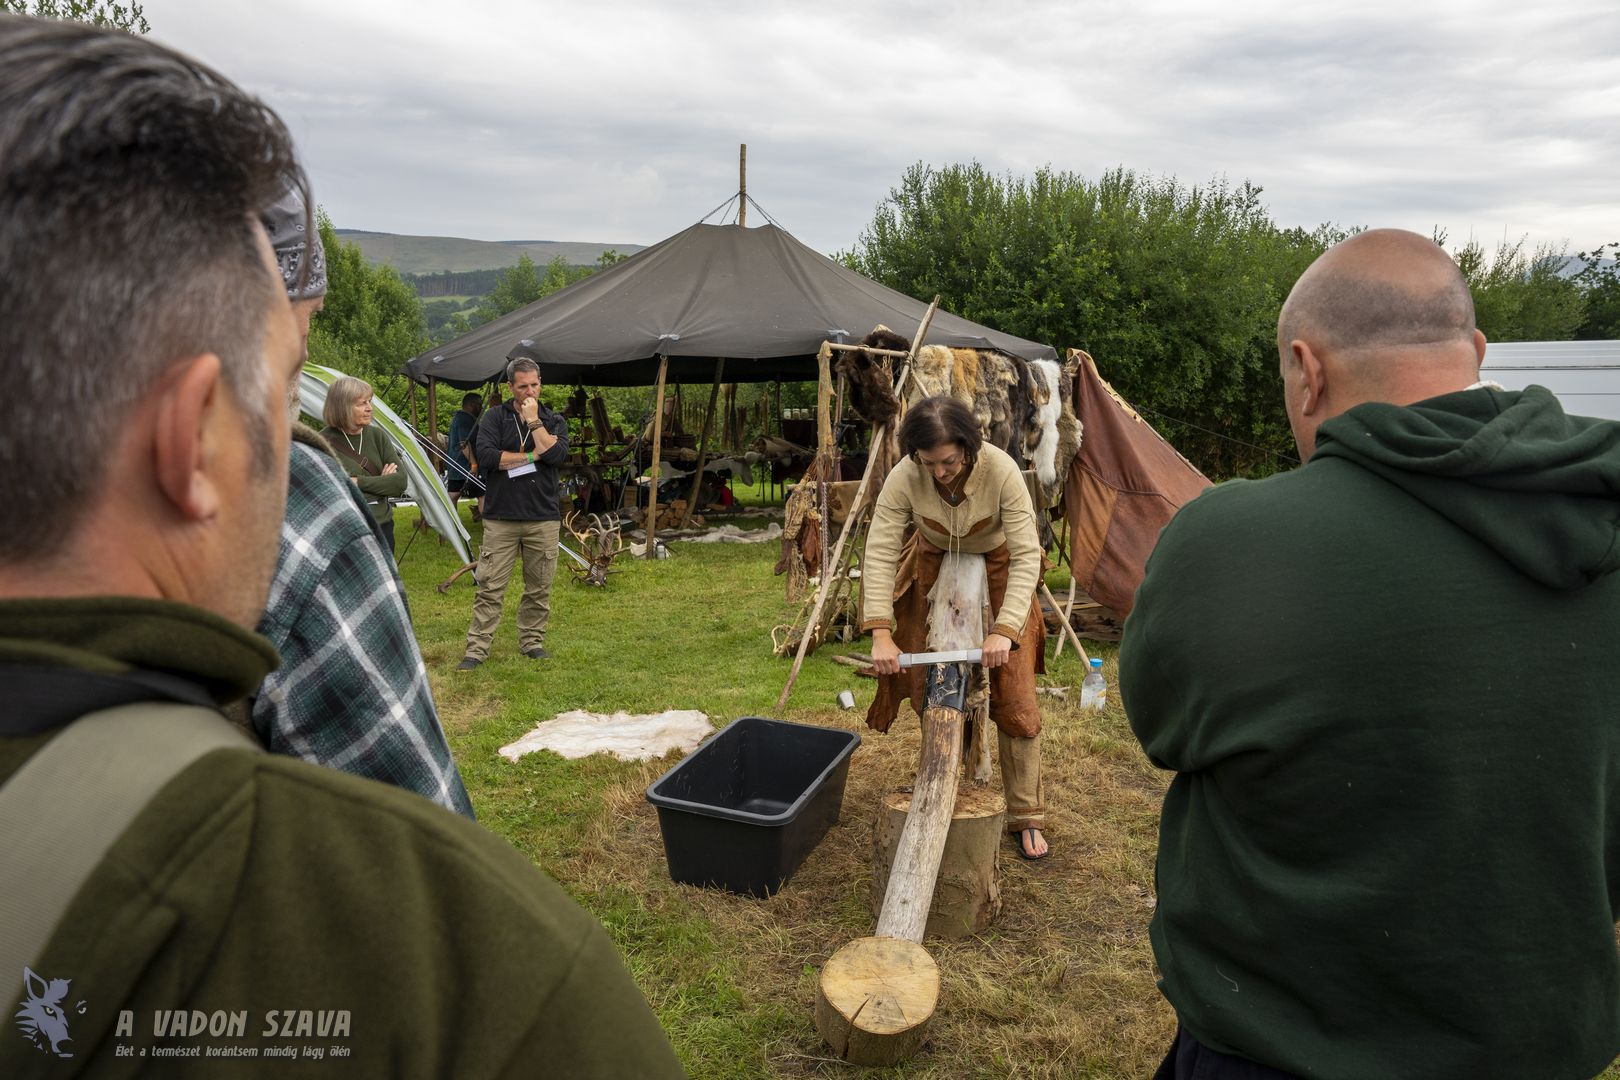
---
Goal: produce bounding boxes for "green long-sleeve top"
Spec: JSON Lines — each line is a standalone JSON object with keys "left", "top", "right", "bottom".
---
{"left": 321, "top": 422, "right": 406, "bottom": 525}
{"left": 860, "top": 442, "right": 1041, "bottom": 641}
{"left": 1120, "top": 386, "right": 1620, "bottom": 1079}
{"left": 0, "top": 597, "right": 686, "bottom": 1079}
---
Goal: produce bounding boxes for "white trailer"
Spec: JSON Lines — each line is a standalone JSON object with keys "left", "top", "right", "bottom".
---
{"left": 1481, "top": 339, "right": 1620, "bottom": 422}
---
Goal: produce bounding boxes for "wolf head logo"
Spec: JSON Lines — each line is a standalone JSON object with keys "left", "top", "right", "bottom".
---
{"left": 15, "top": 967, "right": 76, "bottom": 1058}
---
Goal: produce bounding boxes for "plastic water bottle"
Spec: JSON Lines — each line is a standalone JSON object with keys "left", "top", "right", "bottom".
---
{"left": 1080, "top": 658, "right": 1107, "bottom": 711}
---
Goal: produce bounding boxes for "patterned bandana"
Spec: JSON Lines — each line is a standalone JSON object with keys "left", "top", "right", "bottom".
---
{"left": 261, "top": 185, "right": 327, "bottom": 300}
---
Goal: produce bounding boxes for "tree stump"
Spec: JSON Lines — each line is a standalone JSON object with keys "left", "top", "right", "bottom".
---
{"left": 814, "top": 935, "right": 938, "bottom": 1067}
{"left": 870, "top": 786, "right": 1004, "bottom": 940}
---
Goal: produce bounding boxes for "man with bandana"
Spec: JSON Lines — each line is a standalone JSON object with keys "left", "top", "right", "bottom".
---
{"left": 251, "top": 188, "right": 475, "bottom": 818}
{"left": 0, "top": 18, "right": 684, "bottom": 1076}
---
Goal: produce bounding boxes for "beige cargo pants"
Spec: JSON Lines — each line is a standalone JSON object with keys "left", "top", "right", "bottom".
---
{"left": 462, "top": 519, "right": 559, "bottom": 660}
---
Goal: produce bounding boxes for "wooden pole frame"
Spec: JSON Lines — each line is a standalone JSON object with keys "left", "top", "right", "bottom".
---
{"left": 775, "top": 298, "right": 940, "bottom": 709}
{"left": 678, "top": 358, "right": 725, "bottom": 528}
{"left": 425, "top": 376, "right": 440, "bottom": 444}
{"left": 645, "top": 355, "right": 670, "bottom": 559}
{"left": 1040, "top": 580, "right": 1091, "bottom": 668}
{"left": 816, "top": 343, "right": 835, "bottom": 586}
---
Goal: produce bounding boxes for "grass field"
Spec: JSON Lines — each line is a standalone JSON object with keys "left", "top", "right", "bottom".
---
{"left": 389, "top": 505, "right": 1620, "bottom": 1079}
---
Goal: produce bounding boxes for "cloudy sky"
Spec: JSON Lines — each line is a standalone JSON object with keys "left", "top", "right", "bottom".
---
{"left": 143, "top": 0, "right": 1620, "bottom": 258}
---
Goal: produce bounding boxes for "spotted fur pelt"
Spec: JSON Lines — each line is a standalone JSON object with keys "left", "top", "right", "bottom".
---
{"left": 1027, "top": 359, "right": 1064, "bottom": 502}
{"left": 834, "top": 326, "right": 907, "bottom": 427}
{"left": 908, "top": 344, "right": 958, "bottom": 405}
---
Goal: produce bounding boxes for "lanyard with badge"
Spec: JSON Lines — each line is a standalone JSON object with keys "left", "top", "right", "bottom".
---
{"left": 508, "top": 407, "right": 538, "bottom": 477}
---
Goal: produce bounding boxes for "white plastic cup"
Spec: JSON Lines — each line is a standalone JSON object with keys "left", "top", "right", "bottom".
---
{"left": 836, "top": 690, "right": 855, "bottom": 710}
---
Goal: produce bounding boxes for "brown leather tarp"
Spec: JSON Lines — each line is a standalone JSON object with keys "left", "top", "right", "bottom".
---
{"left": 1063, "top": 349, "right": 1211, "bottom": 616}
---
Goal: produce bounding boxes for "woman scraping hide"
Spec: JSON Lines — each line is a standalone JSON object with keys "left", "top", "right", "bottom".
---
{"left": 863, "top": 396, "right": 1050, "bottom": 860}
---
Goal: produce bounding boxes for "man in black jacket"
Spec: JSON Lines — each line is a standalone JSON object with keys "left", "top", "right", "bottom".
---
{"left": 458, "top": 357, "right": 569, "bottom": 668}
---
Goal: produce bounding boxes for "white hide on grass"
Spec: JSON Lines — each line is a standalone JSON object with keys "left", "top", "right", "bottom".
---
{"left": 674, "top": 523, "right": 783, "bottom": 544}
{"left": 499, "top": 710, "right": 713, "bottom": 762}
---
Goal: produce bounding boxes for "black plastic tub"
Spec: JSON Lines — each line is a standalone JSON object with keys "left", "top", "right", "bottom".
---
{"left": 646, "top": 716, "right": 861, "bottom": 897}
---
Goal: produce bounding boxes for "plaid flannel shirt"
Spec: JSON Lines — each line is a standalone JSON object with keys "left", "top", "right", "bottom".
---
{"left": 252, "top": 440, "right": 476, "bottom": 818}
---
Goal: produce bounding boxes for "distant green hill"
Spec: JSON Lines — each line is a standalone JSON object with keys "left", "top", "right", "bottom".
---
{"left": 335, "top": 229, "right": 645, "bottom": 275}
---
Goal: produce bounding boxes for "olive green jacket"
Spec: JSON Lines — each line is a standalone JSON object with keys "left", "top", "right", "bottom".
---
{"left": 321, "top": 423, "right": 406, "bottom": 525}
{"left": 0, "top": 597, "right": 684, "bottom": 1079}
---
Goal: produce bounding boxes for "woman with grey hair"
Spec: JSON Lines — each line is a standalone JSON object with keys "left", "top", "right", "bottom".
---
{"left": 322, "top": 376, "right": 406, "bottom": 554}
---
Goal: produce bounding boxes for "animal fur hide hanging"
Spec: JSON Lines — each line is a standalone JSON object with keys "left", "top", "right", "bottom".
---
{"left": 834, "top": 326, "right": 907, "bottom": 427}
{"left": 1053, "top": 353, "right": 1083, "bottom": 495}
{"left": 1027, "top": 359, "right": 1065, "bottom": 502}
{"left": 907, "top": 344, "right": 959, "bottom": 406}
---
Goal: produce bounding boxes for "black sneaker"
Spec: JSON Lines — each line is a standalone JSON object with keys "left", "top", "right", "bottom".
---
{"left": 456, "top": 658, "right": 482, "bottom": 671}
{"left": 523, "top": 647, "right": 550, "bottom": 660}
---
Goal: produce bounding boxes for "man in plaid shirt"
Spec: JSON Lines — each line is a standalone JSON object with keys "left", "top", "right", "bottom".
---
{"left": 250, "top": 190, "right": 475, "bottom": 819}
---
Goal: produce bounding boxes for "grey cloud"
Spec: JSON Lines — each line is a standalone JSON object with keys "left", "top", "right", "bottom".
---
{"left": 140, "top": 0, "right": 1620, "bottom": 257}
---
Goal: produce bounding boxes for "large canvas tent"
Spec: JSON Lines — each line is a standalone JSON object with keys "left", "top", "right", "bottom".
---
{"left": 401, "top": 222, "right": 1055, "bottom": 388}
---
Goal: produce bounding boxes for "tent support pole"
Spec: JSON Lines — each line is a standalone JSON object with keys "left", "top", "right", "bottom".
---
{"left": 426, "top": 377, "right": 439, "bottom": 440}
{"left": 723, "top": 382, "right": 737, "bottom": 453}
{"left": 679, "top": 358, "right": 725, "bottom": 528}
{"left": 410, "top": 382, "right": 420, "bottom": 433}
{"left": 646, "top": 355, "right": 670, "bottom": 559}
{"left": 817, "top": 343, "right": 835, "bottom": 586}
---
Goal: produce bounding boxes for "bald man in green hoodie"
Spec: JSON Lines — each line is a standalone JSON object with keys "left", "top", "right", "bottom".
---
{"left": 1123, "top": 229, "right": 1620, "bottom": 1080}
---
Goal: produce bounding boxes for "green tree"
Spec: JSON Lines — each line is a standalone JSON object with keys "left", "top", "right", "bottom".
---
{"left": 475, "top": 254, "right": 542, "bottom": 321}
{"left": 846, "top": 162, "right": 1332, "bottom": 477}
{"left": 1450, "top": 234, "right": 1584, "bottom": 343}
{"left": 1572, "top": 243, "right": 1620, "bottom": 341}
{"left": 0, "top": 0, "right": 148, "bottom": 32}
{"left": 306, "top": 211, "right": 430, "bottom": 411}
{"left": 471, "top": 254, "right": 596, "bottom": 326}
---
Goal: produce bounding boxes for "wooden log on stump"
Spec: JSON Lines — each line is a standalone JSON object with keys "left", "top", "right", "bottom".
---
{"left": 872, "top": 702, "right": 964, "bottom": 943}
{"left": 870, "top": 786, "right": 1004, "bottom": 940}
{"left": 816, "top": 549, "right": 986, "bottom": 1064}
{"left": 815, "top": 935, "right": 938, "bottom": 1067}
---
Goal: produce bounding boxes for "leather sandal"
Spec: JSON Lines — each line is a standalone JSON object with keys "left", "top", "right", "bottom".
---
{"left": 1014, "top": 827, "right": 1049, "bottom": 861}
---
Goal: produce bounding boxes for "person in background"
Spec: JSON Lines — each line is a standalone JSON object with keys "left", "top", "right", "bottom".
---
{"left": 447, "top": 390, "right": 484, "bottom": 520}
{"left": 0, "top": 17, "right": 685, "bottom": 1076}
{"left": 1122, "top": 229, "right": 1620, "bottom": 1079}
{"left": 458, "top": 357, "right": 568, "bottom": 669}
{"left": 321, "top": 375, "right": 406, "bottom": 554}
{"left": 252, "top": 185, "right": 475, "bottom": 819}
{"left": 862, "top": 395, "right": 1051, "bottom": 860}
{"left": 317, "top": 375, "right": 403, "bottom": 553}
